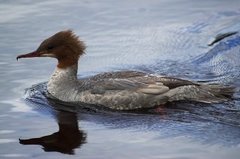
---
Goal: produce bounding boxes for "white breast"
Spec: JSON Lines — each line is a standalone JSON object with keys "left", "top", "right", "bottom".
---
{"left": 47, "top": 64, "right": 80, "bottom": 101}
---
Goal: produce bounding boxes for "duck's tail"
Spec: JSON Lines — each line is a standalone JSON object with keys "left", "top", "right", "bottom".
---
{"left": 166, "top": 84, "right": 235, "bottom": 104}
{"left": 199, "top": 84, "right": 235, "bottom": 102}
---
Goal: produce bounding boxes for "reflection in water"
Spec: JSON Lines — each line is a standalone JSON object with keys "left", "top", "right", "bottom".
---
{"left": 19, "top": 106, "right": 86, "bottom": 155}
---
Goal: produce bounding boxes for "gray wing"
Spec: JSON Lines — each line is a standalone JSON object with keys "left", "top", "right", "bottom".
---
{"left": 78, "top": 71, "right": 232, "bottom": 110}
{"left": 90, "top": 70, "right": 198, "bottom": 89}
{"left": 90, "top": 71, "right": 147, "bottom": 80}
{"left": 88, "top": 72, "right": 199, "bottom": 102}
{"left": 90, "top": 78, "right": 170, "bottom": 95}
{"left": 80, "top": 77, "right": 170, "bottom": 110}
{"left": 155, "top": 76, "right": 199, "bottom": 89}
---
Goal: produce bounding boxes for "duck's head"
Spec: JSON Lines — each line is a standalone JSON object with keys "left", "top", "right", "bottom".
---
{"left": 17, "top": 30, "right": 86, "bottom": 68}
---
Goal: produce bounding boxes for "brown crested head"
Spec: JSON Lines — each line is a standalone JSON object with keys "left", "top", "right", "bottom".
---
{"left": 17, "top": 30, "right": 86, "bottom": 68}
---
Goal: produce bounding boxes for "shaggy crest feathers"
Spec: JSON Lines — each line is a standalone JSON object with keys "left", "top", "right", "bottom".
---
{"left": 40, "top": 30, "right": 86, "bottom": 56}
{"left": 35, "top": 30, "right": 86, "bottom": 68}
{"left": 60, "top": 30, "right": 86, "bottom": 57}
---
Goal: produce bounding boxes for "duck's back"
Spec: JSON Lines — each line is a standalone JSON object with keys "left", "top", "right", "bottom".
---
{"left": 74, "top": 71, "right": 233, "bottom": 110}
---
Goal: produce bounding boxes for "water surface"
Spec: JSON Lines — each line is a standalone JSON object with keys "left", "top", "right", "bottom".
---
{"left": 0, "top": 0, "right": 240, "bottom": 158}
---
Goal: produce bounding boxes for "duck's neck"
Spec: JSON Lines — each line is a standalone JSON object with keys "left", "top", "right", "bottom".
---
{"left": 47, "top": 64, "right": 79, "bottom": 99}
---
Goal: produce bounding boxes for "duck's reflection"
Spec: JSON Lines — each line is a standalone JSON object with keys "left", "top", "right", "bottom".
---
{"left": 19, "top": 108, "right": 87, "bottom": 155}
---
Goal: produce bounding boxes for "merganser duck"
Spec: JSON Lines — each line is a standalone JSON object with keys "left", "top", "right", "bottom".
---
{"left": 17, "top": 30, "right": 234, "bottom": 110}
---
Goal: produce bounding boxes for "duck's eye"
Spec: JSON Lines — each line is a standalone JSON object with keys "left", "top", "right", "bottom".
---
{"left": 47, "top": 45, "right": 54, "bottom": 50}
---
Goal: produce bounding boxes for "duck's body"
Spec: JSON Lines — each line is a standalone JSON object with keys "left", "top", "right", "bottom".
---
{"left": 47, "top": 64, "right": 232, "bottom": 110}
{"left": 17, "top": 30, "right": 234, "bottom": 110}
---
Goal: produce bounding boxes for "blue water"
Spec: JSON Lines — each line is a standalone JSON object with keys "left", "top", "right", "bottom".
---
{"left": 0, "top": 0, "right": 240, "bottom": 158}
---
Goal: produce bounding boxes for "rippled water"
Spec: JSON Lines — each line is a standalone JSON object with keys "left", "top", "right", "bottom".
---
{"left": 0, "top": 0, "right": 240, "bottom": 158}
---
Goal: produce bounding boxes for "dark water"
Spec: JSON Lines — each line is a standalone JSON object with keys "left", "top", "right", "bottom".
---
{"left": 0, "top": 0, "right": 240, "bottom": 158}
